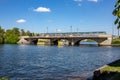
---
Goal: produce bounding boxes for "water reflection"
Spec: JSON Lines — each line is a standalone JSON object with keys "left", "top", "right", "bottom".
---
{"left": 80, "top": 41, "right": 98, "bottom": 46}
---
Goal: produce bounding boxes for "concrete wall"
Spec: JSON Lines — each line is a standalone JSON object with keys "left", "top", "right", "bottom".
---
{"left": 98, "top": 34, "right": 112, "bottom": 46}
{"left": 17, "top": 38, "right": 31, "bottom": 44}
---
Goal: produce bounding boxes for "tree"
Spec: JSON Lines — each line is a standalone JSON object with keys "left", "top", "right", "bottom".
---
{"left": 26, "top": 30, "right": 31, "bottom": 36}
{"left": 31, "top": 32, "right": 35, "bottom": 36}
{"left": 113, "top": 0, "right": 120, "bottom": 37}
{"left": 0, "top": 26, "right": 4, "bottom": 44}
{"left": 13, "top": 27, "right": 19, "bottom": 36}
{"left": 4, "top": 28, "right": 20, "bottom": 44}
{"left": 20, "top": 29, "right": 26, "bottom": 36}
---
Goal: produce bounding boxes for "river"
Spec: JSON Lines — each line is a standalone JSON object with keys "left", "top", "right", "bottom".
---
{"left": 0, "top": 44, "right": 120, "bottom": 80}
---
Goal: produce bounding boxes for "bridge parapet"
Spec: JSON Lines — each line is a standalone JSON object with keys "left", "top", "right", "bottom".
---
{"left": 98, "top": 34, "right": 112, "bottom": 38}
{"left": 20, "top": 36, "right": 30, "bottom": 39}
{"left": 20, "top": 34, "right": 112, "bottom": 39}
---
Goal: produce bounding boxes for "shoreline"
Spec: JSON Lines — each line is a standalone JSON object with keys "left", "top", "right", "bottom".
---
{"left": 93, "top": 59, "right": 120, "bottom": 80}
{"left": 110, "top": 44, "right": 120, "bottom": 46}
{"left": 1, "top": 43, "right": 120, "bottom": 46}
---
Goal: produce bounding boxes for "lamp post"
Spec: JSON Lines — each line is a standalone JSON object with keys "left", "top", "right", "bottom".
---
{"left": 46, "top": 27, "right": 48, "bottom": 33}
{"left": 70, "top": 26, "right": 72, "bottom": 33}
{"left": 55, "top": 29, "right": 57, "bottom": 36}
{"left": 77, "top": 28, "right": 79, "bottom": 32}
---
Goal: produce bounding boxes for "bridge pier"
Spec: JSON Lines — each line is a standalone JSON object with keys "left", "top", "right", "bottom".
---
{"left": 70, "top": 42, "right": 75, "bottom": 46}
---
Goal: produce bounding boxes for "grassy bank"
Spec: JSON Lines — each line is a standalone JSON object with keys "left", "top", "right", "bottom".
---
{"left": 0, "top": 77, "right": 8, "bottom": 80}
{"left": 112, "top": 38, "right": 120, "bottom": 44}
{"left": 100, "top": 60, "right": 120, "bottom": 80}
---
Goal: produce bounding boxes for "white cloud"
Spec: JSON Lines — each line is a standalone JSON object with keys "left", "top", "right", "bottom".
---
{"left": 34, "top": 7, "right": 51, "bottom": 12}
{"left": 74, "top": 0, "right": 82, "bottom": 2}
{"left": 88, "top": 0, "right": 98, "bottom": 2}
{"left": 16, "top": 19, "right": 26, "bottom": 23}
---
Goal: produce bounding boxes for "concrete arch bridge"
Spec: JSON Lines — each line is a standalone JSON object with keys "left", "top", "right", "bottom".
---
{"left": 18, "top": 32, "right": 112, "bottom": 46}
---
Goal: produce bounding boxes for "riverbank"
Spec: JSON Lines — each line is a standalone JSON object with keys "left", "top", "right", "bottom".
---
{"left": 93, "top": 59, "right": 120, "bottom": 80}
{"left": 110, "top": 44, "right": 120, "bottom": 46}
{"left": 112, "top": 38, "right": 120, "bottom": 44}
{"left": 99, "top": 44, "right": 120, "bottom": 47}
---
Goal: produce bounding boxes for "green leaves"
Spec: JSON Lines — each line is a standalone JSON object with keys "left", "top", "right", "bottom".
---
{"left": 113, "top": 0, "right": 120, "bottom": 28}
{"left": 0, "top": 26, "right": 4, "bottom": 44}
{"left": 114, "top": 18, "right": 119, "bottom": 25}
{"left": 4, "top": 28, "right": 20, "bottom": 44}
{"left": 113, "top": 9, "right": 117, "bottom": 16}
{"left": 113, "top": 0, "right": 120, "bottom": 37}
{"left": 115, "top": 0, "right": 120, "bottom": 7}
{"left": 0, "top": 27, "right": 35, "bottom": 44}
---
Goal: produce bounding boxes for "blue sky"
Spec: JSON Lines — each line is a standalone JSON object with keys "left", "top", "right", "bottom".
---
{"left": 0, "top": 0, "right": 117, "bottom": 34}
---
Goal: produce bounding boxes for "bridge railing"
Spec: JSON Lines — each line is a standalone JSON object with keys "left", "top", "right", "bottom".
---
{"left": 41, "top": 34, "right": 99, "bottom": 37}
{"left": 27, "top": 34, "right": 101, "bottom": 38}
{"left": 21, "top": 34, "right": 111, "bottom": 39}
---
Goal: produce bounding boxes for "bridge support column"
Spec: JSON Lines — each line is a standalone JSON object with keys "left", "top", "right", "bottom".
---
{"left": 50, "top": 39, "right": 54, "bottom": 45}
{"left": 71, "top": 42, "right": 75, "bottom": 46}
{"left": 69, "top": 41, "right": 75, "bottom": 46}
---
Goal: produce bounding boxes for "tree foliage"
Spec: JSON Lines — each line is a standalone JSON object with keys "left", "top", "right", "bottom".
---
{"left": 0, "top": 26, "right": 4, "bottom": 44}
{"left": 0, "top": 26, "right": 38, "bottom": 44}
{"left": 113, "top": 0, "right": 120, "bottom": 36}
{"left": 26, "top": 30, "right": 31, "bottom": 36}
{"left": 4, "top": 28, "right": 20, "bottom": 44}
{"left": 20, "top": 29, "right": 26, "bottom": 36}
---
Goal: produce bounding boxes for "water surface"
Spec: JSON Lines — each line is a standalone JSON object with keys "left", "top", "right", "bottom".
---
{"left": 0, "top": 44, "right": 120, "bottom": 80}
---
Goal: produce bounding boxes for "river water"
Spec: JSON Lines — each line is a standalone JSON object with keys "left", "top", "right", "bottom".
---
{"left": 0, "top": 44, "right": 120, "bottom": 80}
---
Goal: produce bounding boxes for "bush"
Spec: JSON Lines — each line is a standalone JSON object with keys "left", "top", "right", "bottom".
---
{"left": 112, "top": 38, "right": 120, "bottom": 44}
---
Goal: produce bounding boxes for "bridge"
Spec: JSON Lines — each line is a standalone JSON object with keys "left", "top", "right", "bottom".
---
{"left": 17, "top": 32, "right": 112, "bottom": 46}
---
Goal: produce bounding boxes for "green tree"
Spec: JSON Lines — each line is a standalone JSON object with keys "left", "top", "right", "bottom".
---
{"left": 113, "top": 0, "right": 120, "bottom": 37}
{"left": 20, "top": 29, "right": 26, "bottom": 36}
{"left": 26, "top": 30, "right": 31, "bottom": 36}
{"left": 0, "top": 26, "right": 4, "bottom": 44}
{"left": 4, "top": 27, "right": 20, "bottom": 44}
{"left": 31, "top": 32, "right": 35, "bottom": 36}
{"left": 13, "top": 27, "right": 19, "bottom": 35}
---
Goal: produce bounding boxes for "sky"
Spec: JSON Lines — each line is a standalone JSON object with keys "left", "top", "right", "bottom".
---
{"left": 0, "top": 0, "right": 117, "bottom": 34}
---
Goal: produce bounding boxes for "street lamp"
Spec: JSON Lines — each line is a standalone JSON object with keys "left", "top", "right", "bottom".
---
{"left": 46, "top": 27, "right": 48, "bottom": 33}
{"left": 70, "top": 26, "right": 72, "bottom": 33}
{"left": 77, "top": 28, "right": 79, "bottom": 32}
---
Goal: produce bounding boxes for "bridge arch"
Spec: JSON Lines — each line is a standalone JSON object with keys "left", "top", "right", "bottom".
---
{"left": 73, "top": 38, "right": 109, "bottom": 46}
{"left": 51, "top": 39, "right": 70, "bottom": 46}
{"left": 79, "top": 39, "right": 98, "bottom": 45}
{"left": 50, "top": 38, "right": 108, "bottom": 46}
